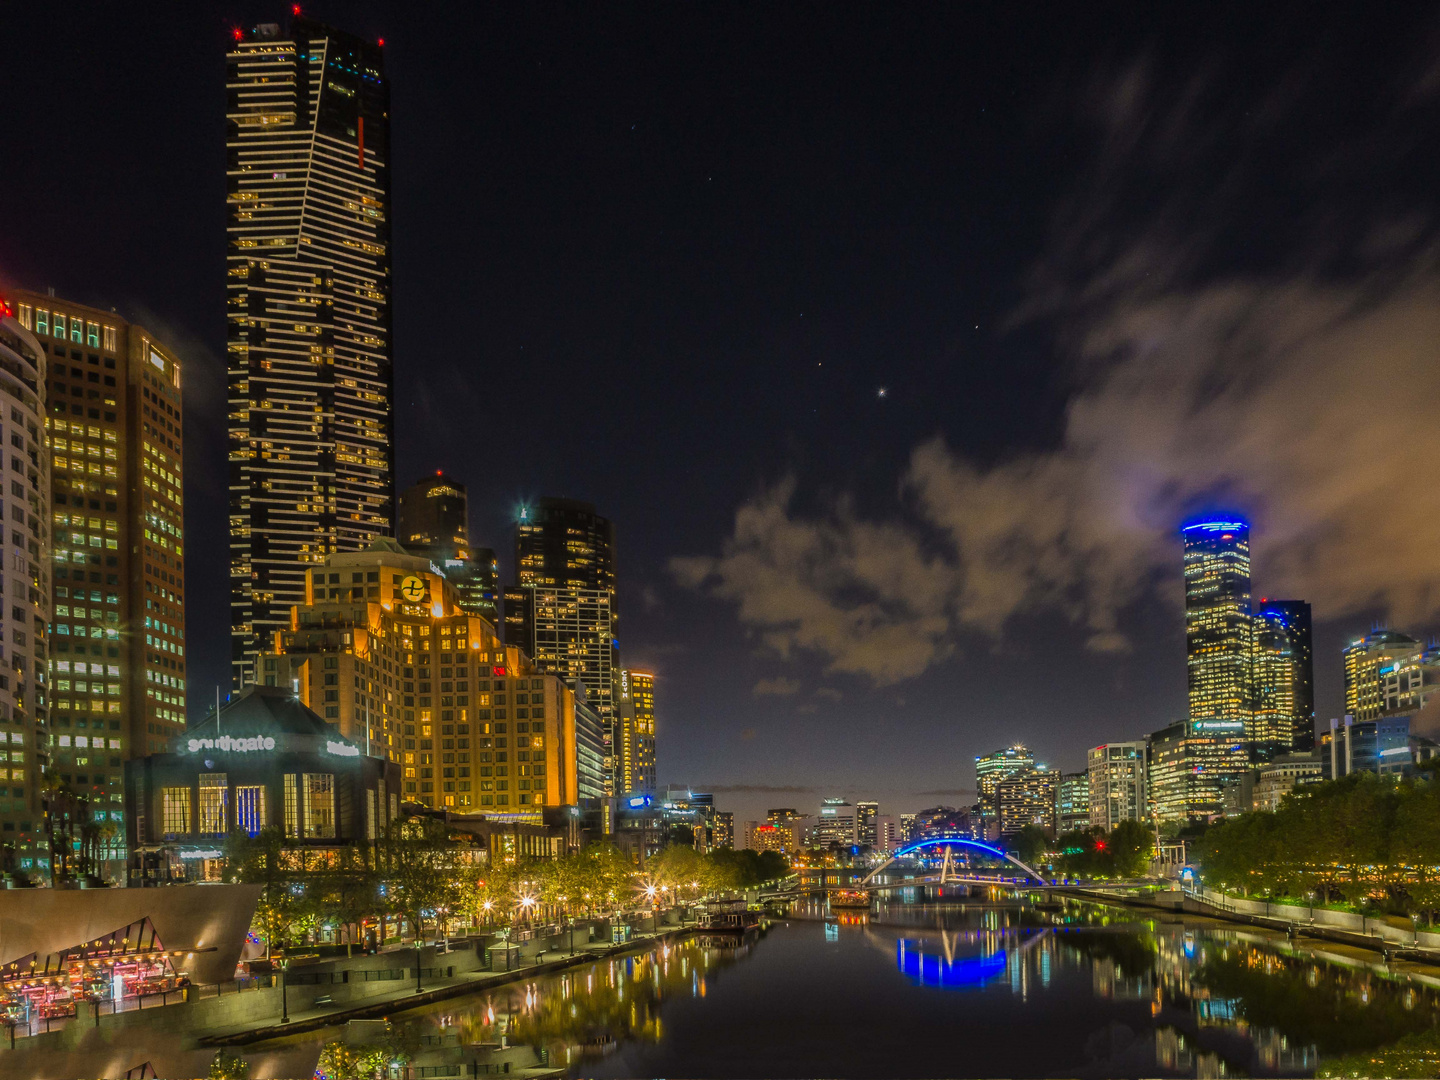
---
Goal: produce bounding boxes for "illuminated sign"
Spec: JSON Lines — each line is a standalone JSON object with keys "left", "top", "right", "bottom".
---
{"left": 326, "top": 740, "right": 361, "bottom": 757}
{"left": 627, "top": 794, "right": 651, "bottom": 809}
{"left": 187, "top": 735, "right": 275, "bottom": 753}
{"left": 149, "top": 348, "right": 165, "bottom": 372}
{"left": 399, "top": 575, "right": 426, "bottom": 601}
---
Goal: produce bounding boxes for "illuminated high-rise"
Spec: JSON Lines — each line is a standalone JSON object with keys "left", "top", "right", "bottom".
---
{"left": 1343, "top": 629, "right": 1421, "bottom": 722}
{"left": 227, "top": 13, "right": 394, "bottom": 685}
{"left": 1252, "top": 599, "right": 1315, "bottom": 755}
{"left": 1182, "top": 520, "right": 1254, "bottom": 739}
{"left": 10, "top": 291, "right": 188, "bottom": 877}
{"left": 617, "top": 668, "right": 656, "bottom": 795}
{"left": 504, "top": 498, "right": 619, "bottom": 793}
{"left": 974, "top": 745, "right": 1034, "bottom": 804}
{"left": 0, "top": 299, "right": 51, "bottom": 875}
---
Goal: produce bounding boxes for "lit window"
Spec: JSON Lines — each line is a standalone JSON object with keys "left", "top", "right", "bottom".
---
{"left": 303, "top": 773, "right": 335, "bottom": 839}
{"left": 199, "top": 773, "right": 228, "bottom": 834}
{"left": 35, "top": 310, "right": 49, "bottom": 334}
{"left": 86, "top": 322, "right": 99, "bottom": 347}
{"left": 70, "top": 316, "right": 83, "bottom": 342}
{"left": 162, "top": 786, "right": 191, "bottom": 835}
{"left": 236, "top": 784, "right": 267, "bottom": 835}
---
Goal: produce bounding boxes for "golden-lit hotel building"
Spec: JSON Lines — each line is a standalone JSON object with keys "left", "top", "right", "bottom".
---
{"left": 227, "top": 14, "right": 394, "bottom": 685}
{"left": 257, "top": 540, "right": 605, "bottom": 817}
{"left": 617, "top": 668, "right": 657, "bottom": 795}
{"left": 8, "top": 292, "right": 187, "bottom": 872}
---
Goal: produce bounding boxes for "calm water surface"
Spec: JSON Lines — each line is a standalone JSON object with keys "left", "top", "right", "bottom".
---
{"left": 337, "top": 897, "right": 1440, "bottom": 1077}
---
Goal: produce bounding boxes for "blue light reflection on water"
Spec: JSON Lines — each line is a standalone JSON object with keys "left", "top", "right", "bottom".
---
{"left": 896, "top": 938, "right": 1007, "bottom": 989}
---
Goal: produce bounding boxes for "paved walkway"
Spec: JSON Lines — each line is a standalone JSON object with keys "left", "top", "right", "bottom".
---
{"left": 199, "top": 925, "right": 696, "bottom": 1046}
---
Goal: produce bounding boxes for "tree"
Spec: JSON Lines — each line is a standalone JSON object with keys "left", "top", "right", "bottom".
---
{"left": 377, "top": 816, "right": 461, "bottom": 992}
{"left": 1009, "top": 825, "right": 1049, "bottom": 867}
{"left": 1106, "top": 820, "right": 1155, "bottom": 879}
{"left": 225, "top": 828, "right": 299, "bottom": 961}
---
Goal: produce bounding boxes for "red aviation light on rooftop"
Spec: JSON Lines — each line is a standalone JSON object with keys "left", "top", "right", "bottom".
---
{"left": 291, "top": 4, "right": 302, "bottom": 15}
{"left": 230, "top": 26, "right": 243, "bottom": 41}
{"left": 378, "top": 37, "right": 385, "bottom": 47}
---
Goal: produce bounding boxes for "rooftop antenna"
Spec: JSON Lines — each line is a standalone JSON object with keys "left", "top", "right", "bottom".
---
{"left": 216, "top": 686, "right": 221, "bottom": 732}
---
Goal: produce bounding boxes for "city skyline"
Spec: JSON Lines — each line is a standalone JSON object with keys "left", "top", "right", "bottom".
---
{"left": 5, "top": 3, "right": 1440, "bottom": 834}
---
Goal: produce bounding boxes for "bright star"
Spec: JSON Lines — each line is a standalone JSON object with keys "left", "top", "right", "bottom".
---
{"left": 877, "top": 387, "right": 888, "bottom": 399}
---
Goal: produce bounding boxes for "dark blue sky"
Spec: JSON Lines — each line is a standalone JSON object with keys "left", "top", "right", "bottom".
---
{"left": 5, "top": 2, "right": 1440, "bottom": 828}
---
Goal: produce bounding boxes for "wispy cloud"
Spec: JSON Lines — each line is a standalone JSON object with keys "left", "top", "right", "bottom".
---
{"left": 702, "top": 784, "right": 815, "bottom": 795}
{"left": 752, "top": 676, "right": 801, "bottom": 697}
{"left": 675, "top": 53, "right": 1440, "bottom": 685}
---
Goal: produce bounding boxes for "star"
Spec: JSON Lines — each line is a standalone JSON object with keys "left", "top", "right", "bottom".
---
{"left": 877, "top": 387, "right": 888, "bottom": 399}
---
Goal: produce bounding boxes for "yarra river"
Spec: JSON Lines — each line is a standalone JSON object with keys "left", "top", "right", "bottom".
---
{"left": 293, "top": 896, "right": 1440, "bottom": 1078}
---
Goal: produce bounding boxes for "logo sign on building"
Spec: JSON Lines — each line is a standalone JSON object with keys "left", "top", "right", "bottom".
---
{"left": 400, "top": 575, "right": 426, "bottom": 601}
{"left": 187, "top": 735, "right": 276, "bottom": 753}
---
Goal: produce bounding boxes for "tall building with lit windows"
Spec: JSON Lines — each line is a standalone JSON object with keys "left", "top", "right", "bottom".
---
{"left": 504, "top": 498, "right": 620, "bottom": 793}
{"left": 398, "top": 472, "right": 498, "bottom": 621}
{"left": 9, "top": 291, "right": 187, "bottom": 876}
{"left": 1343, "top": 629, "right": 1422, "bottom": 723}
{"left": 0, "top": 298, "right": 51, "bottom": 876}
{"left": 227, "top": 13, "right": 394, "bottom": 686}
{"left": 617, "top": 668, "right": 656, "bottom": 795}
{"left": 1182, "top": 520, "right": 1254, "bottom": 741}
{"left": 257, "top": 538, "right": 603, "bottom": 817}
{"left": 1252, "top": 599, "right": 1315, "bottom": 755}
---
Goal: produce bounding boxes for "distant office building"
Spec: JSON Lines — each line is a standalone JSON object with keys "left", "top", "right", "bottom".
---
{"left": 617, "top": 669, "right": 657, "bottom": 796}
{"left": 12, "top": 291, "right": 190, "bottom": 874}
{"left": 764, "top": 808, "right": 807, "bottom": 851}
{"left": 749, "top": 822, "right": 790, "bottom": 855}
{"left": 713, "top": 810, "right": 734, "bottom": 850}
{"left": 975, "top": 745, "right": 1035, "bottom": 806}
{"left": 899, "top": 813, "right": 917, "bottom": 845}
{"left": 1148, "top": 719, "right": 1248, "bottom": 823}
{"left": 504, "top": 498, "right": 619, "bottom": 794}
{"left": 0, "top": 301, "right": 50, "bottom": 875}
{"left": 256, "top": 538, "right": 603, "bottom": 817}
{"left": 398, "top": 473, "right": 498, "bottom": 621}
{"left": 1055, "top": 772, "right": 1090, "bottom": 834}
{"left": 814, "top": 798, "right": 856, "bottom": 847}
{"left": 1182, "top": 520, "right": 1254, "bottom": 742}
{"left": 1321, "top": 715, "right": 1414, "bottom": 779}
{"left": 855, "top": 800, "right": 879, "bottom": 847}
{"left": 1381, "top": 645, "right": 1440, "bottom": 718}
{"left": 1254, "top": 753, "right": 1322, "bottom": 812}
{"left": 995, "top": 770, "right": 1059, "bottom": 837}
{"left": 1087, "top": 741, "right": 1148, "bottom": 830}
{"left": 226, "top": 14, "right": 395, "bottom": 685}
{"left": 1343, "top": 630, "right": 1422, "bottom": 723}
{"left": 1253, "top": 599, "right": 1314, "bottom": 753}
{"left": 874, "top": 814, "right": 900, "bottom": 855}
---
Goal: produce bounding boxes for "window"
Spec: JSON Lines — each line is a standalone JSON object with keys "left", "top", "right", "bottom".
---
{"left": 303, "top": 773, "right": 335, "bottom": 839}
{"left": 86, "top": 323, "right": 99, "bottom": 347}
{"left": 71, "top": 316, "right": 83, "bottom": 342}
{"left": 199, "top": 773, "right": 228, "bottom": 834}
{"left": 284, "top": 773, "right": 299, "bottom": 838}
{"left": 102, "top": 326, "right": 117, "bottom": 351}
{"left": 35, "top": 309, "right": 49, "bottom": 334}
{"left": 236, "top": 784, "right": 267, "bottom": 835}
{"left": 162, "top": 786, "right": 191, "bottom": 835}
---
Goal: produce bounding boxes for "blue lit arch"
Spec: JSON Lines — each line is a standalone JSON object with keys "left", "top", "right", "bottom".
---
{"left": 865, "top": 835, "right": 1046, "bottom": 884}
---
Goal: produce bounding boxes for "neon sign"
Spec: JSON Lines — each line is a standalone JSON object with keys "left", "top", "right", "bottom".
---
{"left": 326, "top": 740, "right": 361, "bottom": 757}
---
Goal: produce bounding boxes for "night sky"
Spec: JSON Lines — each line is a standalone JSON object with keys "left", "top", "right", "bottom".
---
{"left": 5, "top": 3, "right": 1440, "bottom": 830}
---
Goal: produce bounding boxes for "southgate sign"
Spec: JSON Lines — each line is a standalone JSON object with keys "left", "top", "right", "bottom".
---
{"left": 187, "top": 735, "right": 276, "bottom": 753}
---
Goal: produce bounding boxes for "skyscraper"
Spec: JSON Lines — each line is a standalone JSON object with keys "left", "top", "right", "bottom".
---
{"left": 10, "top": 292, "right": 188, "bottom": 874}
{"left": 227, "top": 13, "right": 394, "bottom": 685}
{"left": 1182, "top": 520, "right": 1254, "bottom": 739}
{"left": 1253, "top": 599, "right": 1315, "bottom": 755}
{"left": 0, "top": 299, "right": 51, "bottom": 876}
{"left": 974, "top": 745, "right": 1035, "bottom": 804}
{"left": 855, "top": 800, "right": 879, "bottom": 847}
{"left": 1344, "top": 629, "right": 1422, "bottom": 722}
{"left": 1147, "top": 719, "right": 1247, "bottom": 823}
{"left": 398, "top": 473, "right": 498, "bottom": 621}
{"left": 504, "top": 498, "right": 619, "bottom": 793}
{"left": 617, "top": 668, "right": 656, "bottom": 795}
{"left": 1086, "top": 741, "right": 1147, "bottom": 830}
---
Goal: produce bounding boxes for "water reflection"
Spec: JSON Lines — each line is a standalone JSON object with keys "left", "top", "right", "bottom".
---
{"left": 319, "top": 900, "right": 1440, "bottom": 1078}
